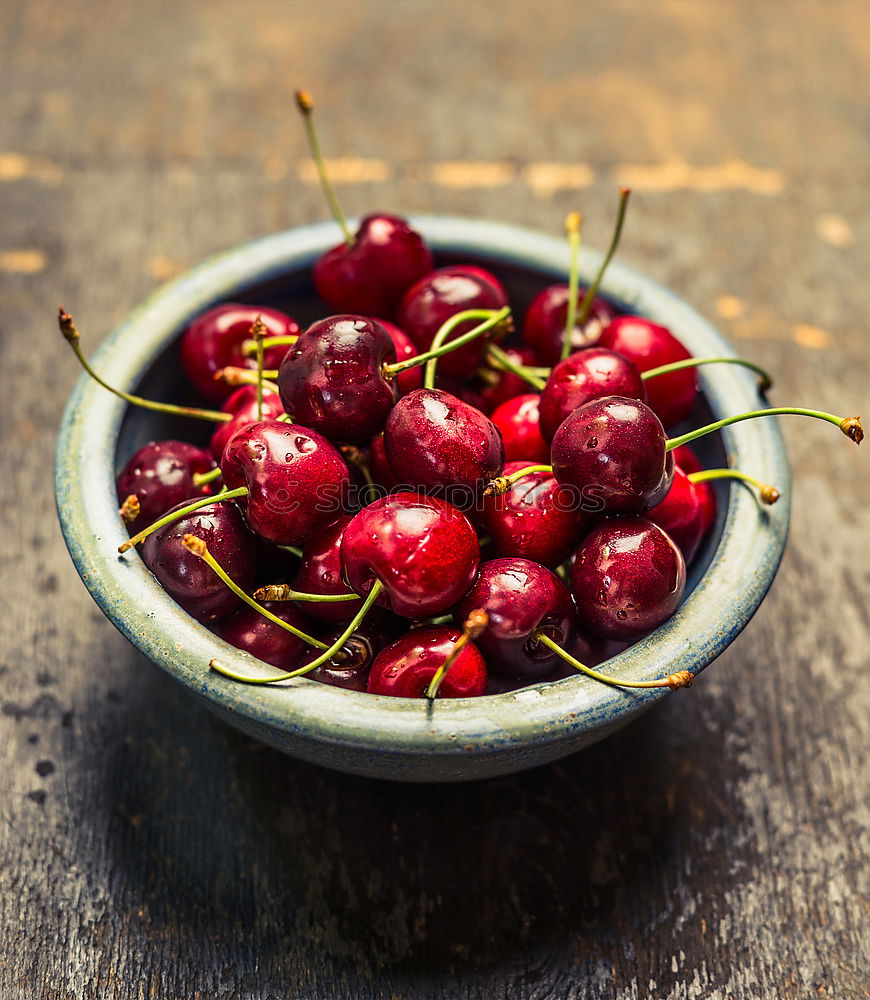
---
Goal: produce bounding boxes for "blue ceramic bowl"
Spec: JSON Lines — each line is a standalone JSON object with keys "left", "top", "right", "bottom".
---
{"left": 55, "top": 217, "right": 790, "bottom": 782}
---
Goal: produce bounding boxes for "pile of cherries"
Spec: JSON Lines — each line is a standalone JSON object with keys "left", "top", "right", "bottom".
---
{"left": 64, "top": 92, "right": 862, "bottom": 702}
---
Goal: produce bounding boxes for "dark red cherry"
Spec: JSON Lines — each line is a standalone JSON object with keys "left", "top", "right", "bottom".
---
{"left": 209, "top": 385, "right": 285, "bottom": 461}
{"left": 490, "top": 393, "right": 550, "bottom": 463}
{"left": 116, "top": 440, "right": 215, "bottom": 533}
{"left": 314, "top": 214, "right": 433, "bottom": 318}
{"left": 368, "top": 434, "right": 401, "bottom": 491}
{"left": 435, "top": 376, "right": 491, "bottom": 415}
{"left": 141, "top": 499, "right": 255, "bottom": 623}
{"left": 367, "top": 626, "right": 487, "bottom": 698}
{"left": 180, "top": 303, "right": 300, "bottom": 404}
{"left": 292, "top": 515, "right": 363, "bottom": 622}
{"left": 397, "top": 265, "right": 509, "bottom": 379}
{"left": 598, "top": 316, "right": 696, "bottom": 428}
{"left": 644, "top": 466, "right": 705, "bottom": 563}
{"left": 219, "top": 601, "right": 311, "bottom": 669}
{"left": 220, "top": 419, "right": 350, "bottom": 545}
{"left": 477, "top": 461, "right": 587, "bottom": 569}
{"left": 379, "top": 320, "right": 423, "bottom": 397}
{"left": 523, "top": 284, "right": 616, "bottom": 365}
{"left": 276, "top": 315, "right": 397, "bottom": 444}
{"left": 384, "top": 388, "right": 504, "bottom": 506}
{"left": 481, "top": 346, "right": 538, "bottom": 410}
{"left": 551, "top": 396, "right": 673, "bottom": 515}
{"left": 306, "top": 616, "right": 398, "bottom": 691}
{"left": 456, "top": 558, "right": 574, "bottom": 681}
{"left": 340, "top": 492, "right": 479, "bottom": 618}
{"left": 570, "top": 517, "right": 686, "bottom": 641}
{"left": 538, "top": 347, "right": 646, "bottom": 442}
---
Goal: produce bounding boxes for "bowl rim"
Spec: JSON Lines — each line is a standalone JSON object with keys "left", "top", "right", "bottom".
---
{"left": 55, "top": 215, "right": 791, "bottom": 766}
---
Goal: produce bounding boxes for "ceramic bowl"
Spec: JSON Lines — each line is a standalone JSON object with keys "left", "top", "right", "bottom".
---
{"left": 55, "top": 217, "right": 790, "bottom": 782}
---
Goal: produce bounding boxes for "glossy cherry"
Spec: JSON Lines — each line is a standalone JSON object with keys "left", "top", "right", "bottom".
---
{"left": 570, "top": 517, "right": 686, "bottom": 641}
{"left": 116, "top": 440, "right": 215, "bottom": 533}
{"left": 538, "top": 347, "right": 646, "bottom": 442}
{"left": 306, "top": 616, "right": 398, "bottom": 691}
{"left": 551, "top": 396, "right": 674, "bottom": 515}
{"left": 476, "top": 461, "right": 587, "bottom": 568}
{"left": 291, "top": 515, "right": 364, "bottom": 622}
{"left": 490, "top": 394, "right": 550, "bottom": 463}
{"left": 209, "top": 385, "right": 285, "bottom": 461}
{"left": 644, "top": 466, "right": 706, "bottom": 563}
{"left": 598, "top": 316, "right": 696, "bottom": 428}
{"left": 481, "top": 346, "right": 538, "bottom": 410}
{"left": 219, "top": 601, "right": 311, "bottom": 669}
{"left": 379, "top": 320, "right": 423, "bottom": 396}
{"left": 368, "top": 434, "right": 400, "bottom": 491}
{"left": 457, "top": 558, "right": 574, "bottom": 680}
{"left": 141, "top": 499, "right": 256, "bottom": 623}
{"left": 180, "top": 303, "right": 300, "bottom": 404}
{"left": 220, "top": 419, "right": 350, "bottom": 545}
{"left": 523, "top": 284, "right": 616, "bottom": 365}
{"left": 340, "top": 492, "right": 479, "bottom": 618}
{"left": 367, "top": 626, "right": 487, "bottom": 698}
{"left": 277, "top": 315, "right": 397, "bottom": 443}
{"left": 397, "top": 265, "right": 509, "bottom": 379}
{"left": 384, "top": 388, "right": 504, "bottom": 505}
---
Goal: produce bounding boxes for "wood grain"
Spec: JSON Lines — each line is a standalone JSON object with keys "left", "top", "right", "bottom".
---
{"left": 0, "top": 2, "right": 867, "bottom": 997}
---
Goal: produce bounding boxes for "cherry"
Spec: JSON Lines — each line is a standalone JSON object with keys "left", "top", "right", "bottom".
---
{"left": 597, "top": 316, "right": 696, "bottom": 428}
{"left": 340, "top": 492, "right": 479, "bottom": 618}
{"left": 141, "top": 499, "right": 255, "bottom": 624}
{"left": 219, "top": 601, "right": 312, "bottom": 669}
{"left": 116, "top": 441, "right": 216, "bottom": 533}
{"left": 379, "top": 320, "right": 423, "bottom": 396}
{"left": 523, "top": 285, "right": 615, "bottom": 365}
{"left": 456, "top": 557, "right": 574, "bottom": 680}
{"left": 367, "top": 626, "right": 487, "bottom": 698}
{"left": 220, "top": 419, "right": 350, "bottom": 545}
{"left": 538, "top": 347, "right": 646, "bottom": 442}
{"left": 551, "top": 396, "right": 673, "bottom": 515}
{"left": 290, "top": 515, "right": 364, "bottom": 622}
{"left": 644, "top": 466, "right": 706, "bottom": 563}
{"left": 476, "top": 461, "right": 587, "bottom": 569}
{"left": 397, "top": 265, "right": 509, "bottom": 380}
{"left": 435, "top": 376, "right": 492, "bottom": 415}
{"left": 481, "top": 346, "right": 539, "bottom": 410}
{"left": 276, "top": 315, "right": 398, "bottom": 443}
{"left": 490, "top": 394, "right": 550, "bottom": 463}
{"left": 180, "top": 304, "right": 300, "bottom": 404}
{"left": 306, "top": 617, "right": 398, "bottom": 691}
{"left": 368, "top": 434, "right": 400, "bottom": 491}
{"left": 383, "top": 388, "right": 504, "bottom": 505}
{"left": 209, "top": 385, "right": 285, "bottom": 461}
{"left": 570, "top": 517, "right": 686, "bottom": 641}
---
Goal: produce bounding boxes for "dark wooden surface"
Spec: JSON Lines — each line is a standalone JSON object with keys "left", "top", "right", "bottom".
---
{"left": 1, "top": 2, "right": 868, "bottom": 997}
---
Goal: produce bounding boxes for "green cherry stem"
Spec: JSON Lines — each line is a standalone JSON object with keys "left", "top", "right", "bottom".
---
{"left": 688, "top": 468, "right": 781, "bottom": 504}
{"left": 118, "top": 486, "right": 248, "bottom": 553}
{"left": 426, "top": 609, "right": 489, "bottom": 700}
{"left": 278, "top": 544, "right": 304, "bottom": 558}
{"left": 486, "top": 343, "right": 546, "bottom": 391}
{"left": 642, "top": 355, "right": 772, "bottom": 390}
{"left": 251, "top": 316, "right": 266, "bottom": 421}
{"left": 534, "top": 632, "right": 693, "bottom": 690}
{"left": 484, "top": 464, "right": 552, "bottom": 496}
{"left": 213, "top": 367, "right": 279, "bottom": 391}
{"left": 413, "top": 307, "right": 512, "bottom": 390}
{"left": 182, "top": 535, "right": 328, "bottom": 649}
{"left": 192, "top": 467, "right": 223, "bottom": 488}
{"left": 575, "top": 187, "right": 631, "bottom": 327}
{"left": 241, "top": 334, "right": 298, "bottom": 357}
{"left": 210, "top": 580, "right": 384, "bottom": 684}
{"left": 59, "top": 307, "right": 233, "bottom": 423}
{"left": 562, "top": 211, "right": 582, "bottom": 361}
{"left": 253, "top": 584, "right": 361, "bottom": 603}
{"left": 295, "top": 89, "right": 353, "bottom": 247}
{"left": 666, "top": 408, "right": 863, "bottom": 451}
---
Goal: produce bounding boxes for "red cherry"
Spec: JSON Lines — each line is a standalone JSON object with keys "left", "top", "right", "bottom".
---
{"left": 180, "top": 303, "right": 300, "bottom": 404}
{"left": 378, "top": 320, "right": 423, "bottom": 396}
{"left": 368, "top": 434, "right": 400, "bottom": 491}
{"left": 291, "top": 515, "right": 364, "bottom": 622}
{"left": 598, "top": 316, "right": 696, "bottom": 428}
{"left": 209, "top": 386, "right": 285, "bottom": 461}
{"left": 523, "top": 284, "right": 615, "bottom": 365}
{"left": 481, "top": 346, "right": 538, "bottom": 410}
{"left": 340, "top": 492, "right": 479, "bottom": 618}
{"left": 644, "top": 466, "right": 706, "bottom": 563}
{"left": 219, "top": 601, "right": 311, "bottom": 669}
{"left": 490, "top": 393, "right": 550, "bottom": 463}
{"left": 305, "top": 616, "right": 399, "bottom": 691}
{"left": 116, "top": 440, "right": 215, "bottom": 533}
{"left": 367, "top": 627, "right": 487, "bottom": 698}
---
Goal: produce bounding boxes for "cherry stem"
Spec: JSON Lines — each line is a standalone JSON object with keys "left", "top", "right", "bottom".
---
{"left": 486, "top": 343, "right": 546, "bottom": 390}
{"left": 278, "top": 544, "right": 304, "bottom": 558}
{"left": 117, "top": 486, "right": 248, "bottom": 553}
{"left": 642, "top": 355, "right": 772, "bottom": 390}
{"left": 192, "top": 467, "right": 222, "bottom": 488}
{"left": 213, "top": 367, "right": 279, "bottom": 392}
{"left": 666, "top": 408, "right": 863, "bottom": 451}
{"left": 562, "top": 211, "right": 582, "bottom": 361}
{"left": 426, "top": 609, "right": 489, "bottom": 700}
{"left": 119, "top": 494, "right": 140, "bottom": 523}
{"left": 181, "top": 535, "right": 327, "bottom": 649}
{"left": 241, "top": 334, "right": 298, "bottom": 357}
{"left": 576, "top": 187, "right": 631, "bottom": 327}
{"left": 295, "top": 89, "right": 353, "bottom": 247}
{"left": 253, "top": 584, "right": 361, "bottom": 603}
{"left": 59, "top": 307, "right": 233, "bottom": 423}
{"left": 250, "top": 316, "right": 266, "bottom": 421}
{"left": 534, "top": 632, "right": 693, "bottom": 691}
{"left": 484, "top": 464, "right": 552, "bottom": 496}
{"left": 210, "top": 580, "right": 384, "bottom": 684}
{"left": 688, "top": 468, "right": 781, "bottom": 504}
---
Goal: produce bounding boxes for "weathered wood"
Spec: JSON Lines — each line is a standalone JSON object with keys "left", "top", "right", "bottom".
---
{"left": 0, "top": 1, "right": 867, "bottom": 997}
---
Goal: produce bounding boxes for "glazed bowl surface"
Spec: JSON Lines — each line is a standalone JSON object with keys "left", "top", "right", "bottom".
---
{"left": 55, "top": 217, "right": 790, "bottom": 782}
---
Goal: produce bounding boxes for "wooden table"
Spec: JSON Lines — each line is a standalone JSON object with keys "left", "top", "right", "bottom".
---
{"left": 2, "top": 2, "right": 867, "bottom": 996}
